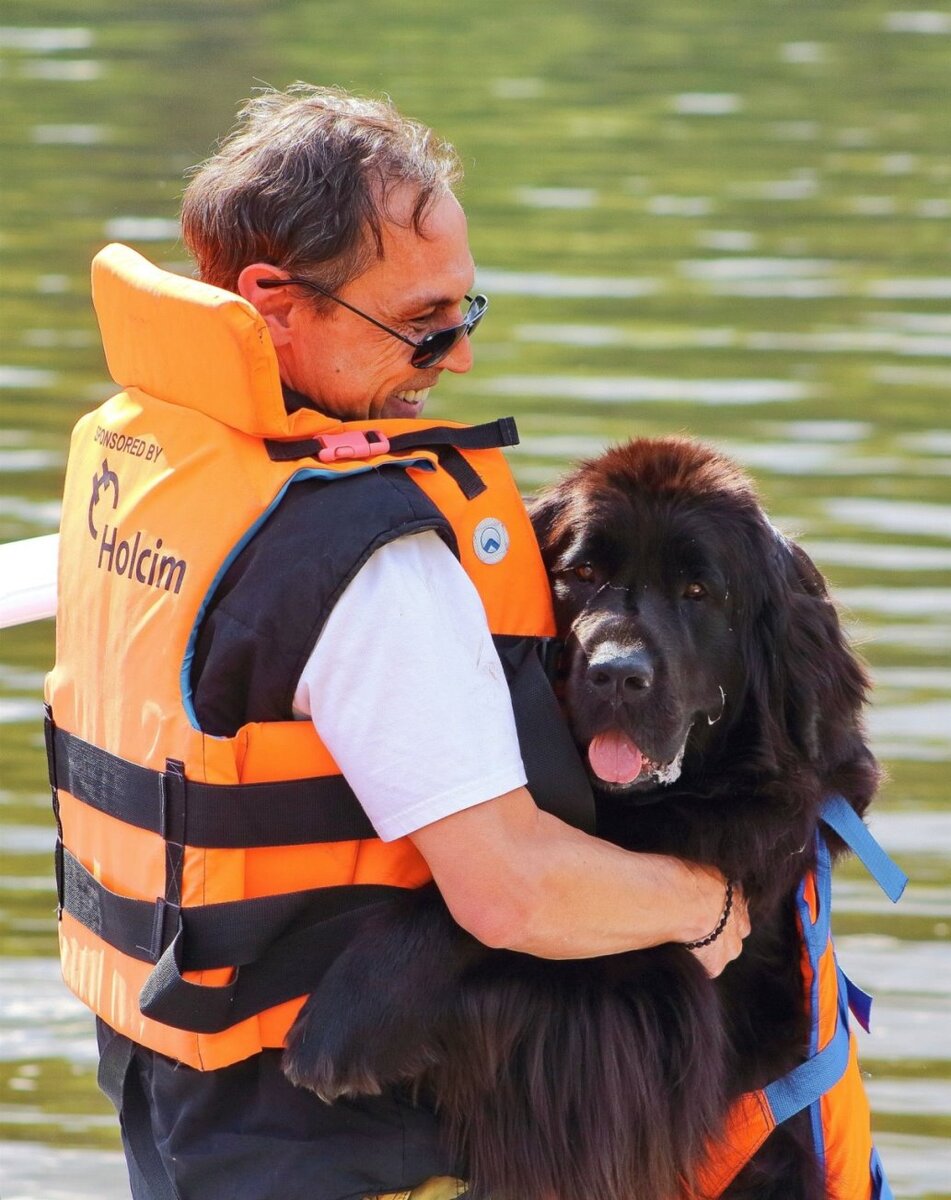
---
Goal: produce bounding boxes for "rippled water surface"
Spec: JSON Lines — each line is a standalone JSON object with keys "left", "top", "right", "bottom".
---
{"left": 1, "top": 2, "right": 949, "bottom": 1197}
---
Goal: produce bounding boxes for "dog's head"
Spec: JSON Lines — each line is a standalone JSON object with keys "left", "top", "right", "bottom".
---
{"left": 531, "top": 437, "right": 876, "bottom": 814}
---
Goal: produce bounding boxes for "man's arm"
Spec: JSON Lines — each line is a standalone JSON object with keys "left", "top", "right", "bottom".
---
{"left": 411, "top": 786, "right": 750, "bottom": 976}
{"left": 301, "top": 531, "right": 749, "bottom": 977}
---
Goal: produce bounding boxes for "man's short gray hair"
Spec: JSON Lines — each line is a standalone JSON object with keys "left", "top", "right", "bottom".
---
{"left": 181, "top": 84, "right": 462, "bottom": 297}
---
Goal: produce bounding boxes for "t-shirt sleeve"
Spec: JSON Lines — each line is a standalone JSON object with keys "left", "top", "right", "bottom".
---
{"left": 292, "top": 529, "right": 528, "bottom": 842}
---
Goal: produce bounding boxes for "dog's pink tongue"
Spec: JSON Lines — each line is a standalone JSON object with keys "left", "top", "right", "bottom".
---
{"left": 588, "top": 732, "right": 643, "bottom": 784}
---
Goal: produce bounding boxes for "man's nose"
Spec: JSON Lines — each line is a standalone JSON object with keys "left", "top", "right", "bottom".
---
{"left": 586, "top": 647, "right": 655, "bottom": 700}
{"left": 441, "top": 331, "right": 473, "bottom": 374}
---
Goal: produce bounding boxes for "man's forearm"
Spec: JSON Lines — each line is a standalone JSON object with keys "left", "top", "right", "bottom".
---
{"left": 410, "top": 787, "right": 732, "bottom": 960}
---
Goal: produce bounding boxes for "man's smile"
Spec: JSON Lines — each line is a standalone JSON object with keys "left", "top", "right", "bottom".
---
{"left": 383, "top": 386, "right": 431, "bottom": 418}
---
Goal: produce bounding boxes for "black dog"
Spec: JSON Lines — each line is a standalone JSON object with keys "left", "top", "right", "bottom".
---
{"left": 283, "top": 438, "right": 879, "bottom": 1200}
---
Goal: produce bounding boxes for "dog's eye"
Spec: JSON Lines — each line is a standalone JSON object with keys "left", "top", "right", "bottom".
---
{"left": 683, "top": 582, "right": 707, "bottom": 600}
{"left": 573, "top": 563, "right": 597, "bottom": 583}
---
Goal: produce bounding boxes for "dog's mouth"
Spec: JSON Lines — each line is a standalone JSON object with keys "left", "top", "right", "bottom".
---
{"left": 586, "top": 729, "right": 687, "bottom": 791}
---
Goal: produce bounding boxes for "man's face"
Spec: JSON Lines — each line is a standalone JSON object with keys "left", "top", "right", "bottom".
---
{"left": 249, "top": 187, "right": 476, "bottom": 421}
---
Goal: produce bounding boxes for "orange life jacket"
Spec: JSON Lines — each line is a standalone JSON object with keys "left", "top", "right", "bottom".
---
{"left": 44, "top": 243, "right": 579, "bottom": 1071}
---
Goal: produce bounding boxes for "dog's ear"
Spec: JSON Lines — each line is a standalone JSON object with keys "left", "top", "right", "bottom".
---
{"left": 740, "top": 526, "right": 876, "bottom": 810}
{"left": 527, "top": 484, "right": 568, "bottom": 568}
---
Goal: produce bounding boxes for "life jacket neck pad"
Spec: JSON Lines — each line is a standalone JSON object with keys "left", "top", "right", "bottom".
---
{"left": 91, "top": 242, "right": 337, "bottom": 441}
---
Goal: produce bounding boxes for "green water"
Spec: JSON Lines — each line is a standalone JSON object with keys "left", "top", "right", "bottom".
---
{"left": 1, "top": 2, "right": 949, "bottom": 1197}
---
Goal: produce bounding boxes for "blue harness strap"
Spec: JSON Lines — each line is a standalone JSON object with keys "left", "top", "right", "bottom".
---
{"left": 870, "top": 1147, "right": 895, "bottom": 1200}
{"left": 762, "top": 982, "right": 851, "bottom": 1123}
{"left": 819, "top": 793, "right": 908, "bottom": 903}
{"left": 759, "top": 794, "right": 907, "bottom": 1191}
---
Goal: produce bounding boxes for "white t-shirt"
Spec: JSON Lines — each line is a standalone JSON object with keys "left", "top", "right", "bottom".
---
{"left": 292, "top": 530, "right": 527, "bottom": 842}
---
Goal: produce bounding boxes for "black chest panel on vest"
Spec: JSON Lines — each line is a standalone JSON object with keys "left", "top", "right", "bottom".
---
{"left": 190, "top": 465, "right": 594, "bottom": 834}
{"left": 191, "top": 467, "right": 453, "bottom": 731}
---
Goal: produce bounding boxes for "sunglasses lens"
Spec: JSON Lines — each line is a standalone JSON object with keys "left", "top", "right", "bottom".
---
{"left": 411, "top": 330, "right": 459, "bottom": 369}
{"left": 410, "top": 296, "right": 488, "bottom": 369}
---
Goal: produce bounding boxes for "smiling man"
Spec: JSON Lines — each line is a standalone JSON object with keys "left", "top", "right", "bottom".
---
{"left": 47, "top": 86, "right": 747, "bottom": 1200}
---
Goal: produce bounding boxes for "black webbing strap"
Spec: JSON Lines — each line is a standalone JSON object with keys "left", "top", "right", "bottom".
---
{"left": 432, "top": 445, "right": 487, "bottom": 500}
{"left": 385, "top": 418, "right": 519, "bottom": 454}
{"left": 162, "top": 759, "right": 185, "bottom": 931}
{"left": 139, "top": 896, "right": 402, "bottom": 1032}
{"left": 263, "top": 417, "right": 519, "bottom": 464}
{"left": 46, "top": 718, "right": 376, "bottom": 847}
{"left": 493, "top": 635, "right": 596, "bottom": 836}
{"left": 386, "top": 419, "right": 519, "bottom": 499}
{"left": 98, "top": 1030, "right": 181, "bottom": 1200}
{"left": 61, "top": 846, "right": 406, "bottom": 1032}
{"left": 44, "top": 704, "right": 65, "bottom": 913}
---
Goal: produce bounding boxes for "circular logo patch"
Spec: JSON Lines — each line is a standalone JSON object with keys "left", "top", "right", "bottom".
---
{"left": 473, "top": 517, "right": 510, "bottom": 565}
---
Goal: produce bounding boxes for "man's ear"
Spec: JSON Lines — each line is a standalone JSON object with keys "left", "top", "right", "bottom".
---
{"left": 236, "top": 263, "right": 295, "bottom": 347}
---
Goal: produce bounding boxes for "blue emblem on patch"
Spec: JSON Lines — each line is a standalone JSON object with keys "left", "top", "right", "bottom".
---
{"left": 474, "top": 517, "right": 510, "bottom": 564}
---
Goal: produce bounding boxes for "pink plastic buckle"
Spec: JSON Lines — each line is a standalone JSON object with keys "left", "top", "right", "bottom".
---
{"left": 316, "top": 431, "right": 391, "bottom": 464}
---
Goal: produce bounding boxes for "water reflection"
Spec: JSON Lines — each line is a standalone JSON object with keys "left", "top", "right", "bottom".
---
{"left": 884, "top": 11, "right": 951, "bottom": 34}
{"left": 671, "top": 92, "right": 742, "bottom": 115}
{"left": 476, "top": 268, "right": 659, "bottom": 297}
{"left": 103, "top": 217, "right": 181, "bottom": 241}
{"left": 19, "top": 60, "right": 103, "bottom": 81}
{"left": 32, "top": 126, "right": 105, "bottom": 145}
{"left": 482, "top": 374, "right": 811, "bottom": 403}
{"left": 824, "top": 500, "right": 951, "bottom": 539}
{"left": 806, "top": 544, "right": 951, "bottom": 571}
{"left": 3, "top": 1144, "right": 128, "bottom": 1200}
{"left": 0, "top": 368, "right": 57, "bottom": 389}
{"left": 0, "top": 27, "right": 94, "bottom": 51}
{"left": 516, "top": 187, "right": 599, "bottom": 209}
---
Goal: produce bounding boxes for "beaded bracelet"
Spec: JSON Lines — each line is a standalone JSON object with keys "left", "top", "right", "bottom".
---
{"left": 682, "top": 879, "right": 734, "bottom": 950}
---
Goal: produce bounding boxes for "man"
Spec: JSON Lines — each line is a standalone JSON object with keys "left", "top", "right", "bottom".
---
{"left": 47, "top": 86, "right": 748, "bottom": 1200}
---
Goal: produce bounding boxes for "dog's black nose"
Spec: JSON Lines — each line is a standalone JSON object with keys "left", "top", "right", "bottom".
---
{"left": 587, "top": 648, "right": 655, "bottom": 697}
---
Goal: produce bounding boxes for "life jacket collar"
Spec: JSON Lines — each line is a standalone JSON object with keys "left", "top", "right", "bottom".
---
{"left": 91, "top": 242, "right": 339, "bottom": 441}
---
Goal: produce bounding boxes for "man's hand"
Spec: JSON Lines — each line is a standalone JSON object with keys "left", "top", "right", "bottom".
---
{"left": 682, "top": 870, "right": 751, "bottom": 978}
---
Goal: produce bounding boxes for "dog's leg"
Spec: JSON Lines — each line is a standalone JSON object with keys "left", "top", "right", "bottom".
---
{"left": 283, "top": 884, "right": 481, "bottom": 1101}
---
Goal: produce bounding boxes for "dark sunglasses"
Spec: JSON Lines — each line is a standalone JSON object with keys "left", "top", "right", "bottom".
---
{"left": 256, "top": 276, "right": 488, "bottom": 369}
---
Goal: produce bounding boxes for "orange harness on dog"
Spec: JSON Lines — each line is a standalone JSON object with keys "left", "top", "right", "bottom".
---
{"left": 695, "top": 796, "right": 905, "bottom": 1199}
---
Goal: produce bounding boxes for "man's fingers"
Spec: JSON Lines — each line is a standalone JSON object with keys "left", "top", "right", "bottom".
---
{"left": 733, "top": 887, "right": 751, "bottom": 939}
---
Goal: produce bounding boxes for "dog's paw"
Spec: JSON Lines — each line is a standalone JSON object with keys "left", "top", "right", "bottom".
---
{"left": 283, "top": 985, "right": 438, "bottom": 1101}
{"left": 281, "top": 1011, "right": 384, "bottom": 1101}
{"left": 282, "top": 884, "right": 477, "bottom": 1102}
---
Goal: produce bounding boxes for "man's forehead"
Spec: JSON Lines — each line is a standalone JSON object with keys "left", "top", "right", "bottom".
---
{"left": 363, "top": 189, "right": 474, "bottom": 307}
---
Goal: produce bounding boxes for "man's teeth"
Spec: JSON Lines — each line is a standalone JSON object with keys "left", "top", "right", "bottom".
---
{"left": 396, "top": 388, "right": 429, "bottom": 405}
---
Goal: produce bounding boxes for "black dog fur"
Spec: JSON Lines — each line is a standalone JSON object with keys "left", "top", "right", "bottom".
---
{"left": 283, "top": 437, "right": 879, "bottom": 1200}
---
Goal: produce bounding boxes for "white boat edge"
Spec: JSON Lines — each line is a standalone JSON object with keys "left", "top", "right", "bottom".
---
{"left": 0, "top": 534, "right": 59, "bottom": 629}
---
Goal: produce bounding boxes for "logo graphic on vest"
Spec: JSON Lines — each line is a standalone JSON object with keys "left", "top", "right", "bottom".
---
{"left": 88, "top": 458, "right": 119, "bottom": 538}
{"left": 473, "top": 517, "right": 510, "bottom": 565}
{"left": 87, "top": 456, "right": 188, "bottom": 594}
